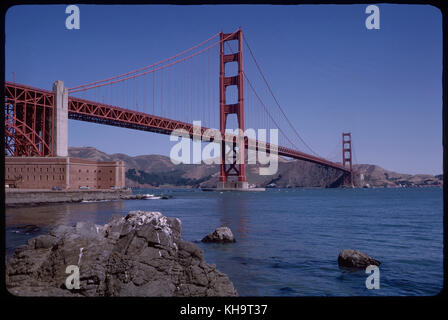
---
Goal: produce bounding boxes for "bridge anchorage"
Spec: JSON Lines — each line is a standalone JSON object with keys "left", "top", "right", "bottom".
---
{"left": 4, "top": 28, "right": 354, "bottom": 190}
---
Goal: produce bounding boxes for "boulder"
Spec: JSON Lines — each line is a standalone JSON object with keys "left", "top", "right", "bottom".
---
{"left": 337, "top": 249, "right": 381, "bottom": 269}
{"left": 202, "top": 227, "right": 235, "bottom": 243}
{"left": 6, "top": 211, "right": 237, "bottom": 297}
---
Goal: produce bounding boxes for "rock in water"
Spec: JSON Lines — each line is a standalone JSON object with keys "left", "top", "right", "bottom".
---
{"left": 6, "top": 211, "right": 237, "bottom": 297}
{"left": 337, "top": 249, "right": 381, "bottom": 269}
{"left": 202, "top": 227, "right": 236, "bottom": 243}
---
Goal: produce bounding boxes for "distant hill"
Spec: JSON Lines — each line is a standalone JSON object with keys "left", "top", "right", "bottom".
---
{"left": 68, "top": 146, "right": 442, "bottom": 188}
{"left": 352, "top": 164, "right": 442, "bottom": 188}
{"left": 68, "top": 146, "right": 218, "bottom": 188}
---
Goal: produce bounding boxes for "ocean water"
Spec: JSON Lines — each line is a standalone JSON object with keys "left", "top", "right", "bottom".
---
{"left": 5, "top": 187, "right": 443, "bottom": 296}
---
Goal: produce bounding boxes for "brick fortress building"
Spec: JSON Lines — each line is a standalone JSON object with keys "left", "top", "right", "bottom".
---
{"left": 5, "top": 157, "right": 125, "bottom": 190}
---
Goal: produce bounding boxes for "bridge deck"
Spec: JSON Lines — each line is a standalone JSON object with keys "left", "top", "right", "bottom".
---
{"left": 5, "top": 82, "right": 350, "bottom": 173}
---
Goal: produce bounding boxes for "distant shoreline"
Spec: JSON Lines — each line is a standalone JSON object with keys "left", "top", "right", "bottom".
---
{"left": 5, "top": 185, "right": 442, "bottom": 208}
{"left": 69, "top": 147, "right": 443, "bottom": 189}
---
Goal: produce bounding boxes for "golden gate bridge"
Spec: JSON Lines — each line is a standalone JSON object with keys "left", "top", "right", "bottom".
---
{"left": 4, "top": 28, "right": 354, "bottom": 187}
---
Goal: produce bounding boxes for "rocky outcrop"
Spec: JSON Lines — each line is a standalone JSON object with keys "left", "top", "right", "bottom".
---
{"left": 337, "top": 249, "right": 381, "bottom": 269}
{"left": 202, "top": 227, "right": 236, "bottom": 243}
{"left": 6, "top": 211, "right": 237, "bottom": 297}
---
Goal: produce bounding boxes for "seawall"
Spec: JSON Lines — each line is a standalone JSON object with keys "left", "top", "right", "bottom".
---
{"left": 5, "top": 188, "right": 132, "bottom": 206}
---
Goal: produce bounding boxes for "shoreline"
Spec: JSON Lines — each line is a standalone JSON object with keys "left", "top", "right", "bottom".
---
{"left": 5, "top": 189, "right": 135, "bottom": 207}
{"left": 5, "top": 185, "right": 441, "bottom": 208}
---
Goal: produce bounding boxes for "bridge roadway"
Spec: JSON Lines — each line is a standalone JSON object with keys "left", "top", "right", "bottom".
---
{"left": 5, "top": 81, "right": 350, "bottom": 173}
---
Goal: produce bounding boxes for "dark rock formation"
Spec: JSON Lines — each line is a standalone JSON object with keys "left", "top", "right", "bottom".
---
{"left": 6, "top": 211, "right": 237, "bottom": 297}
{"left": 337, "top": 249, "right": 381, "bottom": 269}
{"left": 202, "top": 227, "right": 236, "bottom": 243}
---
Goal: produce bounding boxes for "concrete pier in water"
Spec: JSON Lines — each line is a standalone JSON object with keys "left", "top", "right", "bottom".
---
{"left": 202, "top": 181, "right": 265, "bottom": 192}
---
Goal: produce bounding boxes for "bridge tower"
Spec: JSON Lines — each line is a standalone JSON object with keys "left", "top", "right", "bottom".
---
{"left": 342, "top": 132, "right": 353, "bottom": 186}
{"left": 218, "top": 28, "right": 248, "bottom": 189}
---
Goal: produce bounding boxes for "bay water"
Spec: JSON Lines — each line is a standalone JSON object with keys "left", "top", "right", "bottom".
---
{"left": 5, "top": 187, "right": 443, "bottom": 296}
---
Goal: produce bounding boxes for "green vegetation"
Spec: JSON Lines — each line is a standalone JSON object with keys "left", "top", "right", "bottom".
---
{"left": 126, "top": 168, "right": 211, "bottom": 187}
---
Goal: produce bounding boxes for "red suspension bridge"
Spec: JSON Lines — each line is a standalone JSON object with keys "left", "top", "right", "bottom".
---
{"left": 4, "top": 28, "right": 354, "bottom": 187}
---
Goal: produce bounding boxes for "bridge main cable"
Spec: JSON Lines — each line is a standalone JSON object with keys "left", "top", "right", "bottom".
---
{"left": 68, "top": 32, "right": 219, "bottom": 92}
{"left": 68, "top": 31, "right": 239, "bottom": 93}
{"left": 242, "top": 34, "right": 321, "bottom": 158}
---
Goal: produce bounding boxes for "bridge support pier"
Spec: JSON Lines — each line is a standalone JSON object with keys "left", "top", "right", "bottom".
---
{"left": 53, "top": 80, "right": 68, "bottom": 157}
{"left": 217, "top": 181, "right": 249, "bottom": 189}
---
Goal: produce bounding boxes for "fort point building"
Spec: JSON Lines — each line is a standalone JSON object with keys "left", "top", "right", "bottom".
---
{"left": 5, "top": 156, "right": 125, "bottom": 190}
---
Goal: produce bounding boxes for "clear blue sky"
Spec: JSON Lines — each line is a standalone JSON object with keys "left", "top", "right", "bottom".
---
{"left": 5, "top": 4, "right": 442, "bottom": 174}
